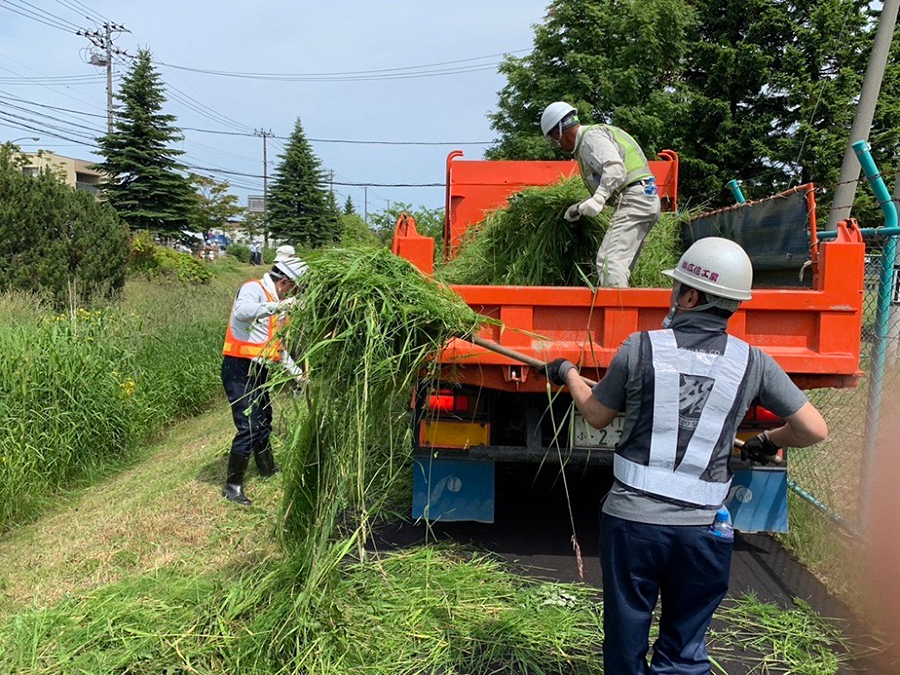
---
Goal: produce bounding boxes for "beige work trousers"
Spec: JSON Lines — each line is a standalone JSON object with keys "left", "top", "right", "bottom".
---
{"left": 596, "top": 184, "right": 661, "bottom": 287}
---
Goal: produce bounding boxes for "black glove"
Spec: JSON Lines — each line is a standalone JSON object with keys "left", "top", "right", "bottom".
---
{"left": 542, "top": 358, "right": 577, "bottom": 386}
{"left": 741, "top": 431, "right": 781, "bottom": 464}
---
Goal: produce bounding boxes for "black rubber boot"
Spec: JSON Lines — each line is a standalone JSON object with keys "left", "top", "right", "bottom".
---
{"left": 254, "top": 446, "right": 280, "bottom": 479}
{"left": 222, "top": 453, "right": 252, "bottom": 506}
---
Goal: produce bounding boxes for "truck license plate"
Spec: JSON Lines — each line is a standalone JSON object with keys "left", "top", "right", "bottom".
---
{"left": 572, "top": 414, "right": 625, "bottom": 449}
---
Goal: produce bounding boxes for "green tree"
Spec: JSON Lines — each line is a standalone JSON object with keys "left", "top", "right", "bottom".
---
{"left": 344, "top": 195, "right": 356, "bottom": 215}
{"left": 93, "top": 49, "right": 195, "bottom": 235}
{"left": 188, "top": 174, "right": 245, "bottom": 232}
{"left": 340, "top": 213, "right": 379, "bottom": 246}
{"left": 370, "top": 202, "right": 444, "bottom": 262}
{"left": 488, "top": 0, "right": 899, "bottom": 211}
{"left": 268, "top": 119, "right": 341, "bottom": 248}
{"left": 0, "top": 145, "right": 129, "bottom": 304}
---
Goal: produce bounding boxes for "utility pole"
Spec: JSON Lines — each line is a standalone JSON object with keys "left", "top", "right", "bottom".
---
{"left": 827, "top": 0, "right": 900, "bottom": 228}
{"left": 329, "top": 169, "right": 334, "bottom": 197}
{"left": 254, "top": 128, "right": 274, "bottom": 249}
{"left": 364, "top": 186, "right": 368, "bottom": 225}
{"left": 78, "top": 23, "right": 129, "bottom": 134}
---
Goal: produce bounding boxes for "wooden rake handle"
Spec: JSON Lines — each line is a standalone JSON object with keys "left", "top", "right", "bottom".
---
{"left": 467, "top": 335, "right": 599, "bottom": 387}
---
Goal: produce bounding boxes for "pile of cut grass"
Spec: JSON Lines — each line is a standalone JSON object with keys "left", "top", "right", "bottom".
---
{"left": 439, "top": 177, "right": 684, "bottom": 288}
{"left": 709, "top": 594, "right": 855, "bottom": 674}
{"left": 0, "top": 547, "right": 606, "bottom": 674}
{"left": 275, "top": 247, "right": 482, "bottom": 585}
{"left": 0, "top": 547, "right": 860, "bottom": 674}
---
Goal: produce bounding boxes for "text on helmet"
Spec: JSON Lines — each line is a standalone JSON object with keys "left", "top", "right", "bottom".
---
{"left": 681, "top": 261, "right": 720, "bottom": 282}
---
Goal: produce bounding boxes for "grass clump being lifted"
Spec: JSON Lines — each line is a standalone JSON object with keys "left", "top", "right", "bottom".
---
{"left": 276, "top": 247, "right": 482, "bottom": 578}
{"left": 439, "top": 177, "right": 684, "bottom": 288}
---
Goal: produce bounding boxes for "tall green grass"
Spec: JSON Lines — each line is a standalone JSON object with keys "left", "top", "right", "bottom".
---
{"left": 0, "top": 265, "right": 250, "bottom": 531}
{"left": 439, "top": 177, "right": 685, "bottom": 287}
{"left": 276, "top": 248, "right": 481, "bottom": 576}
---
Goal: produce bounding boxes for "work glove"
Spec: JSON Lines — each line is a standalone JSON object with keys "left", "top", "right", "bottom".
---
{"left": 542, "top": 358, "right": 577, "bottom": 386}
{"left": 741, "top": 431, "right": 781, "bottom": 465}
{"left": 577, "top": 195, "right": 606, "bottom": 218}
{"left": 276, "top": 296, "right": 297, "bottom": 313}
{"left": 564, "top": 203, "right": 582, "bottom": 222}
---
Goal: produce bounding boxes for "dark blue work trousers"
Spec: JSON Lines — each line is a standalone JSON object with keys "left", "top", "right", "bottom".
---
{"left": 600, "top": 513, "right": 732, "bottom": 675}
{"left": 221, "top": 356, "right": 271, "bottom": 458}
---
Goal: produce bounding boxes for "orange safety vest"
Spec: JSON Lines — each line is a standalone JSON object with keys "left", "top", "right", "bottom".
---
{"left": 222, "top": 280, "right": 282, "bottom": 362}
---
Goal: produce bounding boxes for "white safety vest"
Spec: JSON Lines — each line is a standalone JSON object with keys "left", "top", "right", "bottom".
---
{"left": 613, "top": 329, "right": 750, "bottom": 507}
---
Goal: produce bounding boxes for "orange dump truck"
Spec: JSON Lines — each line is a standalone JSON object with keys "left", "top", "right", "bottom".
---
{"left": 393, "top": 151, "right": 866, "bottom": 531}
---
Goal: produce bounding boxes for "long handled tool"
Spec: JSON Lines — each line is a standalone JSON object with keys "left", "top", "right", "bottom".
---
{"left": 468, "top": 335, "right": 598, "bottom": 386}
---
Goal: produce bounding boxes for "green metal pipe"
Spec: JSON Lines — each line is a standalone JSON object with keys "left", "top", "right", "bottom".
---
{"left": 851, "top": 139, "right": 898, "bottom": 531}
{"left": 816, "top": 225, "right": 900, "bottom": 239}
{"left": 726, "top": 179, "right": 746, "bottom": 204}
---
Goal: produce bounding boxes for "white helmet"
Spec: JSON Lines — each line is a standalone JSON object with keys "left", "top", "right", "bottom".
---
{"left": 540, "top": 101, "right": 577, "bottom": 137}
{"left": 662, "top": 237, "right": 753, "bottom": 305}
{"left": 274, "top": 244, "right": 296, "bottom": 263}
{"left": 273, "top": 256, "right": 308, "bottom": 282}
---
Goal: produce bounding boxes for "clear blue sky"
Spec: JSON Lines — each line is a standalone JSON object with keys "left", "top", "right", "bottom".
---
{"left": 0, "top": 0, "right": 548, "bottom": 216}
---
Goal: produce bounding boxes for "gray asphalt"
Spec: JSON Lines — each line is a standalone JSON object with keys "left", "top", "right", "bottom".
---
{"left": 374, "top": 464, "right": 894, "bottom": 674}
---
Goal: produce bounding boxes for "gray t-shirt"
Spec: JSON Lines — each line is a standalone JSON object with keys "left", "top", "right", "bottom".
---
{"left": 592, "top": 311, "right": 809, "bottom": 526}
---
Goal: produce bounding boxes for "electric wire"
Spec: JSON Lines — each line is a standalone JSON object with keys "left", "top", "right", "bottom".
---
{"left": 4, "top": 0, "right": 81, "bottom": 30}
{"left": 155, "top": 48, "right": 529, "bottom": 80}
{"left": 0, "top": 0, "right": 78, "bottom": 32}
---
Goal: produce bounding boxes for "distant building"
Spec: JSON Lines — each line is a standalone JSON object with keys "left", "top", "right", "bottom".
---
{"left": 21, "top": 151, "right": 104, "bottom": 195}
{"left": 247, "top": 195, "right": 266, "bottom": 214}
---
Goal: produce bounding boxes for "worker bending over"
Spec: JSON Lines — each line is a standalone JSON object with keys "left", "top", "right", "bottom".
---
{"left": 221, "top": 256, "right": 306, "bottom": 506}
{"left": 542, "top": 238, "right": 828, "bottom": 674}
{"left": 541, "top": 101, "right": 661, "bottom": 287}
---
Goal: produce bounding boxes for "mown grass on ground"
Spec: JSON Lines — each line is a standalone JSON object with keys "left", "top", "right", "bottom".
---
{"left": 0, "top": 405, "right": 867, "bottom": 675}
{"left": 0, "top": 260, "right": 255, "bottom": 533}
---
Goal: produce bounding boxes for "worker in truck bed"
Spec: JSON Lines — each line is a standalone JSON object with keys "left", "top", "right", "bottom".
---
{"left": 540, "top": 101, "right": 661, "bottom": 287}
{"left": 220, "top": 256, "right": 306, "bottom": 506}
{"left": 541, "top": 237, "right": 828, "bottom": 675}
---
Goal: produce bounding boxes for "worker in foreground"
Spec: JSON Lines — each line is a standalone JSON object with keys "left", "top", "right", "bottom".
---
{"left": 540, "top": 101, "right": 661, "bottom": 287}
{"left": 221, "top": 256, "right": 307, "bottom": 506}
{"left": 541, "top": 238, "right": 828, "bottom": 674}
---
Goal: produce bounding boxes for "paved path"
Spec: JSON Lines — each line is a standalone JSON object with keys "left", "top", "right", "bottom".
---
{"left": 375, "top": 464, "right": 892, "bottom": 674}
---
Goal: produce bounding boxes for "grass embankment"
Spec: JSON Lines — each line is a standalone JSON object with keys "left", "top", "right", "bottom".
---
{"left": 0, "top": 261, "right": 253, "bottom": 532}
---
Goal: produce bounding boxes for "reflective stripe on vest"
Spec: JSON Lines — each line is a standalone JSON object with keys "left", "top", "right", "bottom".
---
{"left": 613, "top": 329, "right": 749, "bottom": 507}
{"left": 575, "top": 124, "right": 653, "bottom": 193}
{"left": 222, "top": 280, "right": 282, "bottom": 362}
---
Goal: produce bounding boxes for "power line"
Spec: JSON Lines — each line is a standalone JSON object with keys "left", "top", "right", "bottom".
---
{"left": 180, "top": 126, "right": 493, "bottom": 146}
{"left": 6, "top": 0, "right": 81, "bottom": 29}
{"left": 0, "top": 0, "right": 80, "bottom": 32}
{"left": 52, "top": 0, "right": 108, "bottom": 24}
{"left": 155, "top": 48, "right": 529, "bottom": 81}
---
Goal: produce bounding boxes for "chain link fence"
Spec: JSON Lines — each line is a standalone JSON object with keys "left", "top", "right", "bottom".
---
{"left": 791, "top": 238, "right": 900, "bottom": 534}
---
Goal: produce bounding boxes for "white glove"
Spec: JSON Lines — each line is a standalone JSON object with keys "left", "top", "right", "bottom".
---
{"left": 578, "top": 196, "right": 605, "bottom": 218}
{"left": 276, "top": 296, "right": 297, "bottom": 313}
{"left": 564, "top": 203, "right": 582, "bottom": 222}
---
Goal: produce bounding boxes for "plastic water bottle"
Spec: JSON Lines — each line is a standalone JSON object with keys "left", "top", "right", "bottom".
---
{"left": 644, "top": 176, "right": 658, "bottom": 196}
{"left": 709, "top": 506, "right": 734, "bottom": 542}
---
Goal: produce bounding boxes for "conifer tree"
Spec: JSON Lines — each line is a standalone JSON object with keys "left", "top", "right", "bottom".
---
{"left": 94, "top": 49, "right": 194, "bottom": 234}
{"left": 268, "top": 119, "right": 341, "bottom": 247}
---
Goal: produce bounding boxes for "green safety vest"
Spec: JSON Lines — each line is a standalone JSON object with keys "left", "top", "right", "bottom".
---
{"left": 574, "top": 124, "right": 653, "bottom": 194}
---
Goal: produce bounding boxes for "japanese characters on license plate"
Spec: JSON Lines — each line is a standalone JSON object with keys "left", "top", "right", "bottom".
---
{"left": 572, "top": 414, "right": 625, "bottom": 449}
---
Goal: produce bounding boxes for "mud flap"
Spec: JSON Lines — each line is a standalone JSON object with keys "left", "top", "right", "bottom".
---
{"left": 412, "top": 457, "right": 495, "bottom": 523}
{"left": 726, "top": 467, "right": 789, "bottom": 533}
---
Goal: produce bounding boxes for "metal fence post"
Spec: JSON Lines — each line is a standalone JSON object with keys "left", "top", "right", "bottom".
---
{"left": 726, "top": 179, "right": 746, "bottom": 204}
{"left": 854, "top": 141, "right": 899, "bottom": 531}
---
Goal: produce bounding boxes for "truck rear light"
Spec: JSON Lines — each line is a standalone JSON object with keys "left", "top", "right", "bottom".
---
{"left": 744, "top": 406, "right": 783, "bottom": 424}
{"left": 426, "top": 390, "right": 470, "bottom": 413}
